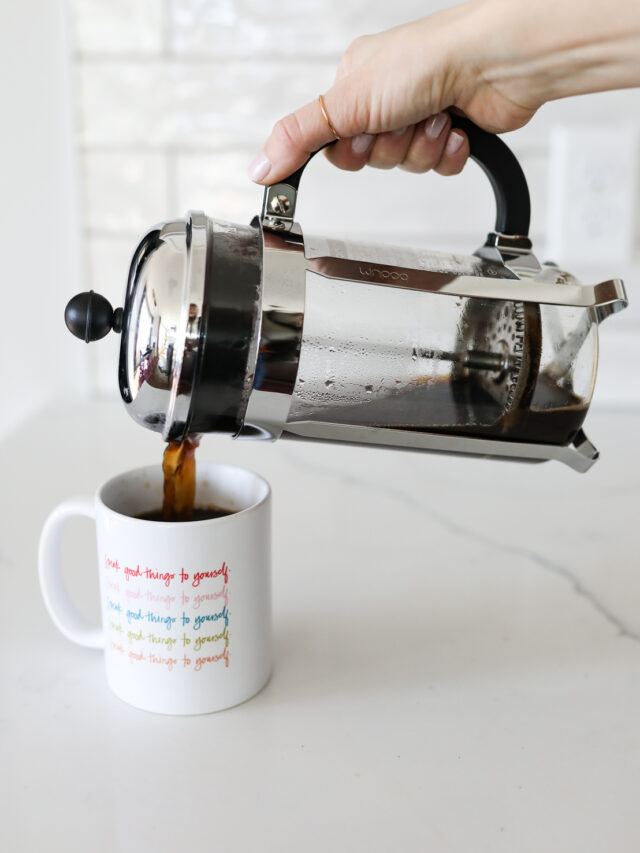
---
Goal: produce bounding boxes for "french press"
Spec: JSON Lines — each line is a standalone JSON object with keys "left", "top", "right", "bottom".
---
{"left": 65, "top": 116, "right": 628, "bottom": 471}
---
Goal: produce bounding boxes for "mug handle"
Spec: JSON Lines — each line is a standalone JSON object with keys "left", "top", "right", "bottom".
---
{"left": 261, "top": 113, "right": 531, "bottom": 238}
{"left": 38, "top": 497, "right": 104, "bottom": 649}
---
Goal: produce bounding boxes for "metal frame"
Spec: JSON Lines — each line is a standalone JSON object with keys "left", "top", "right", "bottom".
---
{"left": 237, "top": 203, "right": 628, "bottom": 470}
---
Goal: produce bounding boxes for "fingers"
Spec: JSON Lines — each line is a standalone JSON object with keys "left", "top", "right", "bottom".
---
{"left": 248, "top": 74, "right": 371, "bottom": 185}
{"left": 323, "top": 134, "right": 373, "bottom": 172}
{"left": 434, "top": 127, "right": 470, "bottom": 176}
{"left": 247, "top": 99, "right": 332, "bottom": 184}
{"left": 399, "top": 113, "right": 468, "bottom": 175}
{"left": 323, "top": 115, "right": 470, "bottom": 176}
{"left": 248, "top": 102, "right": 470, "bottom": 184}
{"left": 324, "top": 127, "right": 412, "bottom": 172}
{"left": 248, "top": 32, "right": 388, "bottom": 183}
{"left": 399, "top": 114, "right": 450, "bottom": 173}
{"left": 363, "top": 126, "right": 414, "bottom": 170}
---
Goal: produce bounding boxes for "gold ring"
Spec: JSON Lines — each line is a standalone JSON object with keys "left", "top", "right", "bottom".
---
{"left": 318, "top": 94, "right": 341, "bottom": 140}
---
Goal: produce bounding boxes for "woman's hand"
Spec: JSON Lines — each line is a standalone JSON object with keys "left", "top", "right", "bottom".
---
{"left": 248, "top": 0, "right": 640, "bottom": 185}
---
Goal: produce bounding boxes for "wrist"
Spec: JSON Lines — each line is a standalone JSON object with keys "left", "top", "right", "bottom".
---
{"left": 471, "top": 0, "right": 640, "bottom": 106}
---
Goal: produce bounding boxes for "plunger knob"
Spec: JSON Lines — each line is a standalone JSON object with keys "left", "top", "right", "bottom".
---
{"left": 64, "top": 291, "right": 123, "bottom": 342}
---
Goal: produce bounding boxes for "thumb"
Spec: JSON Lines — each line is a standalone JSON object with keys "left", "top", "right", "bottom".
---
{"left": 248, "top": 74, "right": 372, "bottom": 185}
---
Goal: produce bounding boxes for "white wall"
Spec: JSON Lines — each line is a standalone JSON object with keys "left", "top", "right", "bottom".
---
{"left": 0, "top": 1, "right": 85, "bottom": 440}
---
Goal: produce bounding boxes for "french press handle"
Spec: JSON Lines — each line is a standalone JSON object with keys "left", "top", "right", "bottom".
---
{"left": 261, "top": 113, "right": 531, "bottom": 238}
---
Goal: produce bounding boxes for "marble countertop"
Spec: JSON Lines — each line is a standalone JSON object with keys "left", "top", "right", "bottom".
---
{"left": 2, "top": 399, "right": 639, "bottom": 851}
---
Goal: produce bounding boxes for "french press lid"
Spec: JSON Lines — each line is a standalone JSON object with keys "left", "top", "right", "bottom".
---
{"left": 65, "top": 212, "right": 262, "bottom": 440}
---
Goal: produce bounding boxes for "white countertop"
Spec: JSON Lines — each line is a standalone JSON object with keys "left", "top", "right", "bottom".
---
{"left": 2, "top": 399, "right": 640, "bottom": 851}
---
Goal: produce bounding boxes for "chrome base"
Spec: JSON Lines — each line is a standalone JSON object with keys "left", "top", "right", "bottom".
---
{"left": 282, "top": 421, "right": 599, "bottom": 473}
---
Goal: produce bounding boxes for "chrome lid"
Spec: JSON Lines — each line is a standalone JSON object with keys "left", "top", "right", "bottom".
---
{"left": 119, "top": 211, "right": 207, "bottom": 441}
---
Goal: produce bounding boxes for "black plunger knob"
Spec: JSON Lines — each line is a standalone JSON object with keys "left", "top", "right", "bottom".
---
{"left": 64, "top": 291, "right": 123, "bottom": 342}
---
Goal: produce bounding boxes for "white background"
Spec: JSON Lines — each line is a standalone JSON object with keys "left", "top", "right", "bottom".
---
{"left": 2, "top": 0, "right": 640, "bottom": 439}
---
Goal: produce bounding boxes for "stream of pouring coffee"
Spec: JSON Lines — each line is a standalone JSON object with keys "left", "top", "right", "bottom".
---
{"left": 162, "top": 435, "right": 201, "bottom": 521}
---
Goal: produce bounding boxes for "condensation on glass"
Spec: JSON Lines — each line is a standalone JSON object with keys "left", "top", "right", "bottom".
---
{"left": 287, "top": 247, "right": 597, "bottom": 447}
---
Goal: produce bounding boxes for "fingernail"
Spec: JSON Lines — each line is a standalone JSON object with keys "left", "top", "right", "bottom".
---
{"left": 248, "top": 152, "right": 271, "bottom": 182}
{"left": 351, "top": 133, "right": 374, "bottom": 154}
{"left": 445, "top": 130, "right": 465, "bottom": 154}
{"left": 392, "top": 126, "right": 407, "bottom": 136}
{"left": 425, "top": 113, "right": 448, "bottom": 139}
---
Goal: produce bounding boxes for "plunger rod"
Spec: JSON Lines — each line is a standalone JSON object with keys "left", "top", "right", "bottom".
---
{"left": 417, "top": 347, "right": 511, "bottom": 374}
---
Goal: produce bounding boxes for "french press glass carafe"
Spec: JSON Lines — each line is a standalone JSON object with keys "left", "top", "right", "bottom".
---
{"left": 65, "top": 116, "right": 628, "bottom": 471}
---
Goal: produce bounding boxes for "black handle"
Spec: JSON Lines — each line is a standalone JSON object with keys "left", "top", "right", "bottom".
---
{"left": 449, "top": 114, "right": 530, "bottom": 237}
{"left": 274, "top": 114, "right": 530, "bottom": 237}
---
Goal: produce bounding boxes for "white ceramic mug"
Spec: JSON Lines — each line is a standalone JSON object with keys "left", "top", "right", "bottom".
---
{"left": 38, "top": 463, "right": 271, "bottom": 715}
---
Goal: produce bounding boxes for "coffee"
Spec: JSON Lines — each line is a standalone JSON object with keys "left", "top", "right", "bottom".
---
{"left": 161, "top": 435, "right": 200, "bottom": 522}
{"left": 299, "top": 376, "right": 587, "bottom": 446}
{"left": 137, "top": 506, "right": 235, "bottom": 522}
{"left": 155, "top": 433, "right": 238, "bottom": 521}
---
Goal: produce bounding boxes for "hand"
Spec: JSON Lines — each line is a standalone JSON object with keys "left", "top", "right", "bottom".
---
{"left": 248, "top": 0, "right": 640, "bottom": 185}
